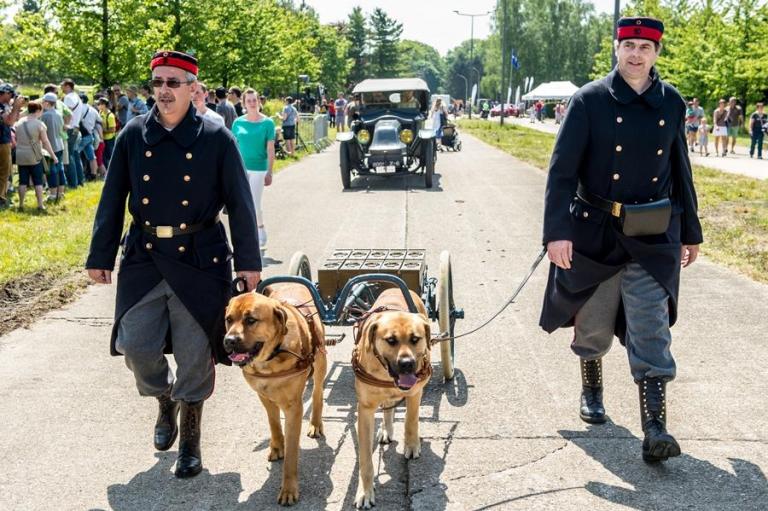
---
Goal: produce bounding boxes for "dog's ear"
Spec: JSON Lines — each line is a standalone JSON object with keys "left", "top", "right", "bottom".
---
{"left": 420, "top": 318, "right": 431, "bottom": 344}
{"left": 366, "top": 320, "right": 379, "bottom": 352}
{"left": 273, "top": 306, "right": 289, "bottom": 336}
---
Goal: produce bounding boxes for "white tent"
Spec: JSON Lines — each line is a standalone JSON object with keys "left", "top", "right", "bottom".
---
{"left": 521, "top": 81, "right": 578, "bottom": 101}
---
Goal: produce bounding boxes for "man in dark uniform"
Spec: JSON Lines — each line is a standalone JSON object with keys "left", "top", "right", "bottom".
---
{"left": 86, "top": 50, "right": 261, "bottom": 478}
{"left": 540, "top": 17, "right": 703, "bottom": 463}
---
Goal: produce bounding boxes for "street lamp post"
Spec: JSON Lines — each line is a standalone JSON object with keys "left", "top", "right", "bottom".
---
{"left": 457, "top": 73, "right": 468, "bottom": 117}
{"left": 454, "top": 10, "right": 490, "bottom": 119}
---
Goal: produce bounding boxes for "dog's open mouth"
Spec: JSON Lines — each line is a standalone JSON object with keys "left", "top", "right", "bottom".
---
{"left": 395, "top": 373, "right": 418, "bottom": 391}
{"left": 228, "top": 342, "right": 264, "bottom": 366}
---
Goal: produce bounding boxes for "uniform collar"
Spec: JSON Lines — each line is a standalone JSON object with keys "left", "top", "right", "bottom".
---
{"left": 142, "top": 103, "right": 202, "bottom": 148}
{"left": 607, "top": 67, "right": 665, "bottom": 109}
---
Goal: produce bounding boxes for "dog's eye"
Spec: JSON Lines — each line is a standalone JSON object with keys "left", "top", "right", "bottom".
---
{"left": 225, "top": 316, "right": 232, "bottom": 324}
{"left": 386, "top": 336, "right": 398, "bottom": 346}
{"left": 410, "top": 336, "right": 421, "bottom": 345}
{"left": 245, "top": 317, "right": 258, "bottom": 325}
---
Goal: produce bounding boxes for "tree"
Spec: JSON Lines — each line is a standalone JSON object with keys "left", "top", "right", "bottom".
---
{"left": 346, "top": 6, "right": 368, "bottom": 87}
{"left": 368, "top": 7, "right": 402, "bottom": 78}
{"left": 398, "top": 40, "right": 444, "bottom": 93}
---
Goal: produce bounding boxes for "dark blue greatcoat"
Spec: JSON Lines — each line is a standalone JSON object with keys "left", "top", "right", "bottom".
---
{"left": 539, "top": 68, "right": 703, "bottom": 339}
{"left": 86, "top": 104, "right": 261, "bottom": 364}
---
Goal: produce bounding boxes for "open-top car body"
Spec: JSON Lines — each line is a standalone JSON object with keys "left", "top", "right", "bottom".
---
{"left": 337, "top": 78, "right": 437, "bottom": 188}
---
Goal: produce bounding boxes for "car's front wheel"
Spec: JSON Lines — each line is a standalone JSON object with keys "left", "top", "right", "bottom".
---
{"left": 340, "top": 142, "right": 351, "bottom": 189}
{"left": 423, "top": 139, "right": 435, "bottom": 188}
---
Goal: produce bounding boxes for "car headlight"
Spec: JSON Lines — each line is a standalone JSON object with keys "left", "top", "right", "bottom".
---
{"left": 356, "top": 129, "right": 371, "bottom": 145}
{"left": 400, "top": 129, "right": 414, "bottom": 144}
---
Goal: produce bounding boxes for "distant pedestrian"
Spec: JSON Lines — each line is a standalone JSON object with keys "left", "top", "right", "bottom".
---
{"left": 41, "top": 93, "right": 66, "bottom": 201}
{"left": 334, "top": 93, "right": 347, "bottom": 132}
{"left": 98, "top": 97, "right": 116, "bottom": 170}
{"left": 713, "top": 99, "right": 729, "bottom": 156}
{"left": 726, "top": 96, "right": 743, "bottom": 154}
{"left": 0, "top": 83, "right": 24, "bottom": 209}
{"left": 748, "top": 102, "right": 766, "bottom": 159}
{"left": 698, "top": 117, "right": 710, "bottom": 156}
{"left": 14, "top": 101, "right": 59, "bottom": 211}
{"left": 126, "top": 86, "right": 148, "bottom": 122}
{"left": 192, "top": 83, "right": 225, "bottom": 127}
{"left": 215, "top": 87, "right": 236, "bottom": 129}
{"left": 328, "top": 99, "right": 336, "bottom": 127}
{"left": 140, "top": 84, "right": 155, "bottom": 110}
{"left": 228, "top": 87, "right": 244, "bottom": 117}
{"left": 280, "top": 96, "right": 299, "bottom": 156}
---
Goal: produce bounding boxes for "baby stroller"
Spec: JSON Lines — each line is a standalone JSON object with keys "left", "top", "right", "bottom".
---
{"left": 274, "top": 126, "right": 287, "bottom": 160}
{"left": 440, "top": 123, "right": 462, "bottom": 151}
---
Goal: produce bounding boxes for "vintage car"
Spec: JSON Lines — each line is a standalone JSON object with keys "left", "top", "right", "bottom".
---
{"left": 336, "top": 78, "right": 436, "bottom": 189}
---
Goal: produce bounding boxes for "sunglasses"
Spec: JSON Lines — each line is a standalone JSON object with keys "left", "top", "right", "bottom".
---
{"left": 150, "top": 77, "right": 193, "bottom": 89}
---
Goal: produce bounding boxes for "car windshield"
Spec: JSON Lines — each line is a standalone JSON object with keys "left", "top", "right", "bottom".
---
{"left": 361, "top": 90, "right": 422, "bottom": 110}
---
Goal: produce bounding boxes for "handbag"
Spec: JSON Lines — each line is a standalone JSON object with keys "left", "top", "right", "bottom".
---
{"left": 21, "top": 120, "right": 49, "bottom": 174}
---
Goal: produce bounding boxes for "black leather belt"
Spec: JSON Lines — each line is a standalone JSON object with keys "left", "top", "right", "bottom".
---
{"left": 576, "top": 183, "right": 623, "bottom": 217}
{"left": 139, "top": 215, "right": 220, "bottom": 239}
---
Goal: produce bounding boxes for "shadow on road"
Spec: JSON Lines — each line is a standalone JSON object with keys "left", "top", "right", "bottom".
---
{"left": 559, "top": 421, "right": 768, "bottom": 511}
{"left": 343, "top": 171, "right": 445, "bottom": 192}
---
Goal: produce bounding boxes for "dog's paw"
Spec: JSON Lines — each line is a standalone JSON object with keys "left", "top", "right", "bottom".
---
{"left": 307, "top": 423, "right": 324, "bottom": 438}
{"left": 277, "top": 483, "right": 299, "bottom": 506}
{"left": 268, "top": 444, "right": 285, "bottom": 462}
{"left": 377, "top": 427, "right": 392, "bottom": 445}
{"left": 354, "top": 486, "right": 375, "bottom": 509}
{"left": 404, "top": 441, "right": 421, "bottom": 459}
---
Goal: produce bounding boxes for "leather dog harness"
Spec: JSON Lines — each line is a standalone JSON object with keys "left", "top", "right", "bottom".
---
{"left": 351, "top": 306, "right": 432, "bottom": 389}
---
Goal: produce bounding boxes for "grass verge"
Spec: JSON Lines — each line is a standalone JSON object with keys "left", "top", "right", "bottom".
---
{"left": 460, "top": 119, "right": 768, "bottom": 284}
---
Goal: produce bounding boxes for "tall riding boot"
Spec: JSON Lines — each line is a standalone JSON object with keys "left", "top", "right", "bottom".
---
{"left": 580, "top": 358, "right": 606, "bottom": 424}
{"left": 175, "top": 400, "right": 204, "bottom": 478}
{"left": 639, "top": 377, "right": 681, "bottom": 463}
{"left": 154, "top": 391, "right": 180, "bottom": 451}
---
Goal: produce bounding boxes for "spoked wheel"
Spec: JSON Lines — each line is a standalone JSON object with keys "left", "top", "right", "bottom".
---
{"left": 287, "top": 251, "right": 312, "bottom": 280}
{"left": 437, "top": 250, "right": 455, "bottom": 380}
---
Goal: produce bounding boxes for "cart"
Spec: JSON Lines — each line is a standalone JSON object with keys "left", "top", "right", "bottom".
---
{"left": 256, "top": 249, "right": 463, "bottom": 380}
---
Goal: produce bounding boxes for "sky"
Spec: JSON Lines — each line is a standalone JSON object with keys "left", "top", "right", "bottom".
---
{"left": 304, "top": 0, "right": 616, "bottom": 56}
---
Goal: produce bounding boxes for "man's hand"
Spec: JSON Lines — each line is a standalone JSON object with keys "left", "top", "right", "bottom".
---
{"left": 681, "top": 245, "right": 699, "bottom": 268}
{"left": 547, "top": 240, "right": 573, "bottom": 270}
{"left": 88, "top": 269, "right": 112, "bottom": 284}
{"left": 236, "top": 271, "right": 261, "bottom": 291}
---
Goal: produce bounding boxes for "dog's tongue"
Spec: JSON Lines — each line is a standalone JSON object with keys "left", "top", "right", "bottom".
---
{"left": 397, "top": 373, "right": 418, "bottom": 389}
{"left": 228, "top": 353, "right": 249, "bottom": 363}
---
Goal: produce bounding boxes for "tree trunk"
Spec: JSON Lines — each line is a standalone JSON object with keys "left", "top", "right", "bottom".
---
{"left": 100, "top": 0, "right": 109, "bottom": 88}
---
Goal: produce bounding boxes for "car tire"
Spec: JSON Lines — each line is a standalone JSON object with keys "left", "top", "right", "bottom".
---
{"left": 424, "top": 139, "right": 435, "bottom": 188}
{"left": 340, "top": 142, "right": 351, "bottom": 189}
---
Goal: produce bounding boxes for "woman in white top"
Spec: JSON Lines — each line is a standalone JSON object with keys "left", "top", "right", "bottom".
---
{"left": 14, "top": 101, "right": 59, "bottom": 211}
{"left": 431, "top": 98, "right": 448, "bottom": 144}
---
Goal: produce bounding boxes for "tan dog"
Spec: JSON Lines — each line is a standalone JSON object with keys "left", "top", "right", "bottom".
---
{"left": 224, "top": 284, "right": 327, "bottom": 506}
{"left": 353, "top": 288, "right": 432, "bottom": 509}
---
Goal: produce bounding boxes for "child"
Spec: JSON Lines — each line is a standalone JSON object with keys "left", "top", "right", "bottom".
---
{"left": 698, "top": 117, "right": 710, "bottom": 156}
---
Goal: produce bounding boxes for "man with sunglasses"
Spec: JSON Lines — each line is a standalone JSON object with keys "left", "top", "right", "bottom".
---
{"left": 86, "top": 50, "right": 261, "bottom": 479}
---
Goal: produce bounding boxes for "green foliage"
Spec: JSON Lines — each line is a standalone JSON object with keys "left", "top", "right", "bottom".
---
{"left": 346, "top": 6, "right": 368, "bottom": 87}
{"left": 368, "top": 7, "right": 402, "bottom": 78}
{"left": 398, "top": 40, "right": 444, "bottom": 92}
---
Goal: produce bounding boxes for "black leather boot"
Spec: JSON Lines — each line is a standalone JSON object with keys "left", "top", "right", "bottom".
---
{"left": 154, "top": 392, "right": 180, "bottom": 451}
{"left": 579, "top": 358, "right": 607, "bottom": 424}
{"left": 639, "top": 377, "right": 681, "bottom": 463}
{"left": 175, "top": 400, "right": 204, "bottom": 478}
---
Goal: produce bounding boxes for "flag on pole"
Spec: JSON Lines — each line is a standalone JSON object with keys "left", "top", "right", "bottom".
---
{"left": 529, "top": 77, "right": 535, "bottom": 92}
{"left": 511, "top": 50, "right": 520, "bottom": 70}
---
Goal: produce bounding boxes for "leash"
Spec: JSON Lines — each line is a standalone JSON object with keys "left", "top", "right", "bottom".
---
{"left": 431, "top": 247, "right": 548, "bottom": 344}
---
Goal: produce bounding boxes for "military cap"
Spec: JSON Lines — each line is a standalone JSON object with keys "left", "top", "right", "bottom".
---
{"left": 617, "top": 17, "right": 664, "bottom": 43}
{"left": 150, "top": 50, "right": 198, "bottom": 76}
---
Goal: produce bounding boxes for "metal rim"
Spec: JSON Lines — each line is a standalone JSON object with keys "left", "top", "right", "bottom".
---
{"left": 437, "top": 250, "right": 455, "bottom": 380}
{"left": 287, "top": 251, "right": 312, "bottom": 280}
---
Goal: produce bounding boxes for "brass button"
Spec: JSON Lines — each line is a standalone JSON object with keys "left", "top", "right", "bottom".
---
{"left": 142, "top": 197, "right": 149, "bottom": 205}
{"left": 181, "top": 200, "right": 189, "bottom": 206}
{"left": 145, "top": 242, "right": 153, "bottom": 250}
{"left": 185, "top": 152, "right": 192, "bottom": 160}
{"left": 659, "top": 119, "right": 665, "bottom": 126}
{"left": 183, "top": 175, "right": 191, "bottom": 182}
{"left": 144, "top": 220, "right": 150, "bottom": 226}
{"left": 583, "top": 211, "right": 589, "bottom": 218}
{"left": 652, "top": 177, "right": 659, "bottom": 182}
{"left": 178, "top": 246, "right": 186, "bottom": 253}
{"left": 657, "top": 149, "right": 663, "bottom": 155}
{"left": 143, "top": 174, "right": 150, "bottom": 181}
{"left": 616, "top": 116, "right": 623, "bottom": 123}
{"left": 145, "top": 150, "right": 152, "bottom": 157}
{"left": 180, "top": 223, "right": 187, "bottom": 230}
{"left": 616, "top": 145, "right": 622, "bottom": 152}
{"left": 613, "top": 173, "right": 620, "bottom": 180}
{"left": 212, "top": 257, "right": 219, "bottom": 263}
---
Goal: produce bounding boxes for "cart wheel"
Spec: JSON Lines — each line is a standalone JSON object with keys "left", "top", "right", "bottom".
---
{"left": 437, "top": 250, "right": 455, "bottom": 380}
{"left": 424, "top": 139, "right": 435, "bottom": 188}
{"left": 287, "top": 251, "right": 312, "bottom": 280}
{"left": 340, "top": 142, "right": 352, "bottom": 190}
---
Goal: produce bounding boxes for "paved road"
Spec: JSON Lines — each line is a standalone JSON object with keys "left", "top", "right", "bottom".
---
{"left": 499, "top": 115, "right": 768, "bottom": 180}
{"left": 1, "top": 134, "right": 767, "bottom": 510}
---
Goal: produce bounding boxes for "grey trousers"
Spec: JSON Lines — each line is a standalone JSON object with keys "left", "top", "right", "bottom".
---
{"left": 571, "top": 262, "right": 676, "bottom": 382}
{"left": 115, "top": 280, "right": 214, "bottom": 402}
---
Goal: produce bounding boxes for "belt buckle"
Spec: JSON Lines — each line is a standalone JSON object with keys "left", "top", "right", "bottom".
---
{"left": 155, "top": 226, "right": 173, "bottom": 239}
{"left": 611, "top": 202, "right": 623, "bottom": 217}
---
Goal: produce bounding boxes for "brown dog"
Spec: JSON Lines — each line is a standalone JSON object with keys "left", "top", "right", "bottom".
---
{"left": 353, "top": 288, "right": 432, "bottom": 509}
{"left": 224, "top": 284, "right": 327, "bottom": 506}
